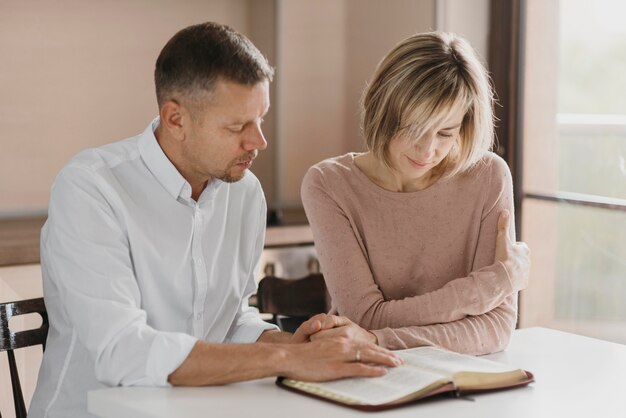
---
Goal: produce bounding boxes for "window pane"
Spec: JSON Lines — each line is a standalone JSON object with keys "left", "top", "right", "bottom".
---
{"left": 522, "top": 0, "right": 626, "bottom": 345}
{"left": 554, "top": 204, "right": 626, "bottom": 321}
{"left": 558, "top": 132, "right": 626, "bottom": 199}
{"left": 558, "top": 0, "right": 626, "bottom": 114}
{"left": 520, "top": 199, "right": 626, "bottom": 344}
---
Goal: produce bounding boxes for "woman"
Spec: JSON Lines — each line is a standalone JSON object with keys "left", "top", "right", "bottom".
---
{"left": 301, "top": 32, "right": 530, "bottom": 355}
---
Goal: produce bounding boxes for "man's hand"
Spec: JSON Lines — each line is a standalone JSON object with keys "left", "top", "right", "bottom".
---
{"left": 496, "top": 210, "right": 531, "bottom": 292}
{"left": 291, "top": 313, "right": 377, "bottom": 345}
{"left": 258, "top": 313, "right": 378, "bottom": 345}
{"left": 308, "top": 315, "right": 378, "bottom": 345}
{"left": 168, "top": 336, "right": 402, "bottom": 386}
{"left": 281, "top": 337, "right": 402, "bottom": 382}
{"left": 290, "top": 313, "right": 327, "bottom": 343}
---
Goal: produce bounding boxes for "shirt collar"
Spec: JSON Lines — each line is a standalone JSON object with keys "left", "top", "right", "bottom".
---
{"left": 138, "top": 117, "right": 189, "bottom": 200}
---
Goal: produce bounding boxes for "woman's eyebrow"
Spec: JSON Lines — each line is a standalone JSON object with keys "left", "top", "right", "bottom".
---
{"left": 441, "top": 123, "right": 462, "bottom": 130}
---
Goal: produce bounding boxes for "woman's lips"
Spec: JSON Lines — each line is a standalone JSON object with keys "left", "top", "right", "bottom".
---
{"left": 406, "top": 156, "right": 430, "bottom": 168}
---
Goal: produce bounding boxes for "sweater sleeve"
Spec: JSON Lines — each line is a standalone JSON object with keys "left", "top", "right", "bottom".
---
{"left": 301, "top": 156, "right": 519, "bottom": 354}
{"left": 371, "top": 295, "right": 517, "bottom": 354}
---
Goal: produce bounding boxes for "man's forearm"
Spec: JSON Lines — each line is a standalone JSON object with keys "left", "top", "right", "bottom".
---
{"left": 257, "top": 329, "right": 294, "bottom": 343}
{"left": 168, "top": 341, "right": 288, "bottom": 386}
{"left": 168, "top": 336, "right": 401, "bottom": 386}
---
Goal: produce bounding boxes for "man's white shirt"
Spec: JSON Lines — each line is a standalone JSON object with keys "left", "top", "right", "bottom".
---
{"left": 29, "top": 118, "right": 277, "bottom": 418}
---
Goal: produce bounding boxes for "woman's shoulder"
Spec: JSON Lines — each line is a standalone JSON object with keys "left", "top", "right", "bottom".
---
{"left": 301, "top": 152, "right": 365, "bottom": 202}
{"left": 309, "top": 152, "right": 359, "bottom": 172}
{"left": 464, "top": 151, "right": 512, "bottom": 181}
{"left": 482, "top": 151, "right": 511, "bottom": 172}
{"left": 304, "top": 153, "right": 361, "bottom": 184}
{"left": 449, "top": 152, "right": 513, "bottom": 204}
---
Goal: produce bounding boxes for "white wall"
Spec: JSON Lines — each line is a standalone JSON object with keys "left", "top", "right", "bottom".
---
{"left": 0, "top": 0, "right": 252, "bottom": 215}
{"left": 436, "top": 0, "right": 490, "bottom": 65}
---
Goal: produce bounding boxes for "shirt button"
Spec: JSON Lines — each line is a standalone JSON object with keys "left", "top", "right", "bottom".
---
{"left": 196, "top": 313, "right": 202, "bottom": 320}
{"left": 196, "top": 259, "right": 203, "bottom": 266}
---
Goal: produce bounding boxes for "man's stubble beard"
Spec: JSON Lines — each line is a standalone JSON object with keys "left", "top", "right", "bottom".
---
{"left": 216, "top": 150, "right": 258, "bottom": 183}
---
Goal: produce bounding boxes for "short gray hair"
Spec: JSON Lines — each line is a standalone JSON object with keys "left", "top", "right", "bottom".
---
{"left": 155, "top": 22, "right": 274, "bottom": 109}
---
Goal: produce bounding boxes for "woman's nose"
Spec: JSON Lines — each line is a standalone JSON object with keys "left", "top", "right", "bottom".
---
{"left": 416, "top": 134, "right": 436, "bottom": 156}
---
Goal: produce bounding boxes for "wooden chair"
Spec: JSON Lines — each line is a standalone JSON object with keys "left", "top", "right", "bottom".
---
{"left": 256, "top": 273, "right": 330, "bottom": 333}
{"left": 0, "top": 298, "right": 48, "bottom": 418}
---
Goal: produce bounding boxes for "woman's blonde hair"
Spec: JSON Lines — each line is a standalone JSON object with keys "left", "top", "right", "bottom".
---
{"left": 362, "top": 32, "right": 494, "bottom": 177}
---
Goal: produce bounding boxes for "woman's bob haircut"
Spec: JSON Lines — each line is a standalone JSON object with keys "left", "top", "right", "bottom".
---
{"left": 362, "top": 32, "right": 495, "bottom": 177}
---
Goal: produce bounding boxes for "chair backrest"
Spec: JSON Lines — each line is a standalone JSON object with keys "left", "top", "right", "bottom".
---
{"left": 257, "top": 273, "right": 330, "bottom": 333}
{"left": 0, "top": 297, "right": 48, "bottom": 418}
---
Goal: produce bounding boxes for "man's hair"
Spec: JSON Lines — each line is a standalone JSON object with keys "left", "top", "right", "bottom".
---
{"left": 362, "top": 32, "right": 495, "bottom": 177}
{"left": 155, "top": 22, "right": 274, "bottom": 108}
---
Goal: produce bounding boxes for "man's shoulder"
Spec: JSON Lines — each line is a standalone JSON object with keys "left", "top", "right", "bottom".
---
{"left": 64, "top": 136, "right": 141, "bottom": 174}
{"left": 52, "top": 136, "right": 142, "bottom": 200}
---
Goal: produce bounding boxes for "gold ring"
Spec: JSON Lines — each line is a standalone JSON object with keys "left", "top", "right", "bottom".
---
{"left": 355, "top": 349, "right": 361, "bottom": 362}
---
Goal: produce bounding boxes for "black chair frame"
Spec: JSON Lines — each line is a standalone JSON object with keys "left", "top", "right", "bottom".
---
{"left": 256, "top": 273, "right": 330, "bottom": 333}
{"left": 0, "top": 297, "right": 48, "bottom": 418}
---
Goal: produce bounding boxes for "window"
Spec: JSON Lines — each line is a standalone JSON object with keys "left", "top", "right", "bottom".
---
{"left": 520, "top": 0, "right": 626, "bottom": 343}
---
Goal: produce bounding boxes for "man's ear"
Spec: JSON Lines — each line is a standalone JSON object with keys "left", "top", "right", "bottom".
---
{"left": 159, "top": 100, "right": 186, "bottom": 142}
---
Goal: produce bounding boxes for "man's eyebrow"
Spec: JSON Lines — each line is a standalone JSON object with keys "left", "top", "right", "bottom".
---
{"left": 225, "top": 107, "right": 269, "bottom": 125}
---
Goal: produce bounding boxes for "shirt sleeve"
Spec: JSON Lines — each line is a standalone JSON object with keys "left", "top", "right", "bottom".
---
{"left": 225, "top": 302, "right": 278, "bottom": 343}
{"left": 302, "top": 155, "right": 519, "bottom": 354}
{"left": 225, "top": 201, "right": 279, "bottom": 343}
{"left": 43, "top": 165, "right": 197, "bottom": 387}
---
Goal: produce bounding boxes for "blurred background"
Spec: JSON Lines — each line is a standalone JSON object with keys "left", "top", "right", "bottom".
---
{"left": 1, "top": 0, "right": 625, "bottom": 414}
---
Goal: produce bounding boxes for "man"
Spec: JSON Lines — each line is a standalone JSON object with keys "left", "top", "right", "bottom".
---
{"left": 29, "top": 22, "right": 400, "bottom": 418}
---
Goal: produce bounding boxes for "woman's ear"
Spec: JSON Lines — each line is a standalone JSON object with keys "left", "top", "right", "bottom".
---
{"left": 159, "top": 100, "right": 186, "bottom": 142}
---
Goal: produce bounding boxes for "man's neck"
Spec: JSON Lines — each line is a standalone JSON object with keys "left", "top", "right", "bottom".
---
{"left": 154, "top": 125, "right": 209, "bottom": 201}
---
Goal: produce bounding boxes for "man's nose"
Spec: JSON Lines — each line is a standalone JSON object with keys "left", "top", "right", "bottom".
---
{"left": 244, "top": 123, "right": 267, "bottom": 151}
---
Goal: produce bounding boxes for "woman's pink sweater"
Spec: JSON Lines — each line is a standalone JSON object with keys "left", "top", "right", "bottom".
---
{"left": 301, "top": 152, "right": 520, "bottom": 355}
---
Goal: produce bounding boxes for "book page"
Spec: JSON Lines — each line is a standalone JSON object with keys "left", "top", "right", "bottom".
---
{"left": 399, "top": 347, "right": 519, "bottom": 376}
{"left": 282, "top": 347, "right": 528, "bottom": 405}
{"left": 283, "top": 365, "right": 447, "bottom": 406}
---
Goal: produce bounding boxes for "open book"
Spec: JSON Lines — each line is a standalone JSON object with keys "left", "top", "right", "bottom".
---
{"left": 277, "top": 346, "right": 534, "bottom": 411}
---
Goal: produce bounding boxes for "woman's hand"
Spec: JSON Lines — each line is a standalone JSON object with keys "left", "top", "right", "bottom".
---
{"left": 496, "top": 210, "right": 531, "bottom": 292}
{"left": 308, "top": 315, "right": 379, "bottom": 345}
{"left": 291, "top": 313, "right": 378, "bottom": 345}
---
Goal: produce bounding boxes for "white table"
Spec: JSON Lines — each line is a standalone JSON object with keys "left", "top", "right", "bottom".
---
{"left": 88, "top": 327, "right": 626, "bottom": 417}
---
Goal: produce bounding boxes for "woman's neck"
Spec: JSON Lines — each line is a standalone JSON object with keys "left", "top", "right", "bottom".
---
{"left": 354, "top": 152, "right": 440, "bottom": 192}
